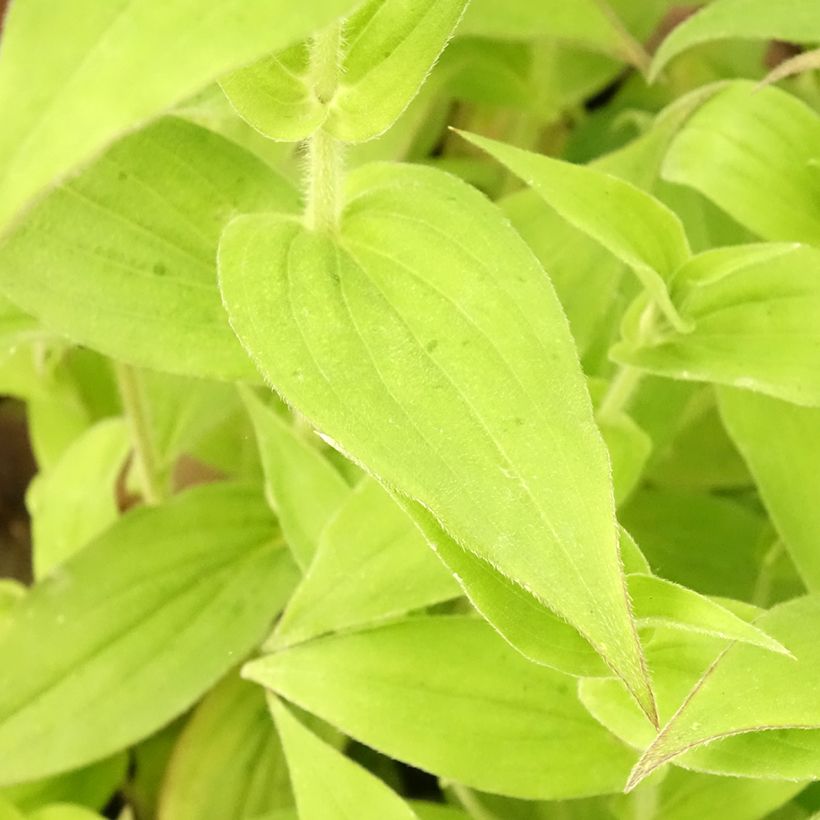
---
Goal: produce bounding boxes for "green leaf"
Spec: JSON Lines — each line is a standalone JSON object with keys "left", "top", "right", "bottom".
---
{"left": 218, "top": 161, "right": 657, "bottom": 724}
{"left": 271, "top": 478, "right": 460, "bottom": 649}
{"left": 26, "top": 807, "right": 104, "bottom": 820}
{"left": 459, "top": 0, "right": 650, "bottom": 67}
{"left": 0, "top": 755, "right": 126, "bottom": 815}
{"left": 0, "top": 117, "right": 297, "bottom": 380}
{"left": 460, "top": 130, "right": 692, "bottom": 331}
{"left": 620, "top": 487, "right": 773, "bottom": 600}
{"left": 27, "top": 418, "right": 130, "bottom": 579}
{"left": 662, "top": 83, "right": 820, "bottom": 245}
{"left": 0, "top": 0, "right": 354, "bottom": 233}
{"left": 242, "top": 388, "right": 352, "bottom": 570}
{"left": 650, "top": 0, "right": 820, "bottom": 80}
{"left": 0, "top": 483, "right": 298, "bottom": 785}
{"left": 613, "top": 243, "right": 820, "bottom": 407}
{"left": 270, "top": 695, "right": 418, "bottom": 820}
{"left": 223, "top": 0, "right": 467, "bottom": 144}
{"left": 612, "top": 767, "right": 804, "bottom": 820}
{"left": 628, "top": 595, "right": 820, "bottom": 788}
{"left": 157, "top": 674, "right": 291, "bottom": 820}
{"left": 599, "top": 410, "right": 652, "bottom": 505}
{"left": 718, "top": 389, "right": 820, "bottom": 591}
{"left": 0, "top": 797, "right": 24, "bottom": 820}
{"left": 245, "top": 616, "right": 638, "bottom": 800}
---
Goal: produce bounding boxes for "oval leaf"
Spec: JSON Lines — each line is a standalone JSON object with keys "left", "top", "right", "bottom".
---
{"left": 218, "top": 162, "right": 657, "bottom": 724}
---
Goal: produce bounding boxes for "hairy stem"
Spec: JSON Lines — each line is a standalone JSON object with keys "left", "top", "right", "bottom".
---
{"left": 305, "top": 22, "right": 343, "bottom": 233}
{"left": 115, "top": 362, "right": 165, "bottom": 505}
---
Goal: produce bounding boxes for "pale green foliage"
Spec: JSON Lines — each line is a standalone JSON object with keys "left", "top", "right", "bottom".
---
{"left": 157, "top": 675, "right": 291, "bottom": 820}
{"left": 0, "top": 484, "right": 298, "bottom": 785}
{"left": 1, "top": 0, "right": 820, "bottom": 814}
{"left": 218, "top": 162, "right": 657, "bottom": 723}
{"left": 270, "top": 696, "right": 419, "bottom": 820}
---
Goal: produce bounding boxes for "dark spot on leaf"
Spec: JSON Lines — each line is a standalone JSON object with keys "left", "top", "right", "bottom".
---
{"left": 426, "top": 339, "right": 439, "bottom": 353}
{"left": 152, "top": 262, "right": 167, "bottom": 276}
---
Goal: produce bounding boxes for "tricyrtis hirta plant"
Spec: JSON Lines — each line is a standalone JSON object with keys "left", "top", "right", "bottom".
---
{"left": 0, "top": 1, "right": 819, "bottom": 819}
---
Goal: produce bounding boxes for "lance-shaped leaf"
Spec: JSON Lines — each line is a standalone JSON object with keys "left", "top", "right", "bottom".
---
{"left": 718, "top": 389, "right": 820, "bottom": 592}
{"left": 158, "top": 675, "right": 291, "bottom": 820}
{"left": 650, "top": 0, "right": 820, "bottom": 80}
{"left": 459, "top": 131, "right": 691, "bottom": 330}
{"left": 0, "top": 117, "right": 298, "bottom": 380}
{"left": 222, "top": 0, "right": 467, "bottom": 144}
{"left": 243, "top": 388, "right": 351, "bottom": 569}
{"left": 246, "top": 617, "right": 638, "bottom": 799}
{"left": 662, "top": 83, "right": 820, "bottom": 245}
{"left": 0, "top": 0, "right": 354, "bottom": 234}
{"left": 270, "top": 696, "right": 418, "bottom": 820}
{"left": 0, "top": 483, "right": 298, "bottom": 785}
{"left": 613, "top": 243, "right": 820, "bottom": 407}
{"left": 271, "top": 478, "right": 459, "bottom": 650}
{"left": 219, "top": 162, "right": 657, "bottom": 724}
{"left": 627, "top": 595, "right": 820, "bottom": 789}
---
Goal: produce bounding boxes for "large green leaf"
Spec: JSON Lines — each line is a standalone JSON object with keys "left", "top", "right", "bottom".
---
{"left": 271, "top": 478, "right": 459, "bottom": 649}
{"left": 157, "top": 674, "right": 291, "bottom": 820}
{"left": 460, "top": 131, "right": 691, "bottom": 330}
{"left": 218, "top": 161, "right": 656, "bottom": 724}
{"left": 243, "top": 388, "right": 351, "bottom": 569}
{"left": 27, "top": 418, "right": 130, "bottom": 579}
{"left": 651, "top": 0, "right": 820, "bottom": 80}
{"left": 270, "top": 696, "right": 418, "bottom": 820}
{"left": 718, "top": 389, "right": 820, "bottom": 592}
{"left": 628, "top": 595, "right": 820, "bottom": 788}
{"left": 0, "top": 0, "right": 354, "bottom": 233}
{"left": 0, "top": 483, "right": 298, "bottom": 785}
{"left": 662, "top": 83, "right": 820, "bottom": 245}
{"left": 222, "top": 0, "right": 467, "bottom": 143}
{"left": 0, "top": 117, "right": 296, "bottom": 380}
{"left": 246, "top": 617, "right": 638, "bottom": 800}
{"left": 613, "top": 244, "right": 820, "bottom": 407}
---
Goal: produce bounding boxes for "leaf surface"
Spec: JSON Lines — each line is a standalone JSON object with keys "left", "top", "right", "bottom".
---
{"left": 246, "top": 617, "right": 638, "bottom": 800}
{"left": 0, "top": 484, "right": 298, "bottom": 785}
{"left": 614, "top": 244, "right": 820, "bottom": 406}
{"left": 0, "top": 118, "right": 297, "bottom": 379}
{"left": 272, "top": 478, "right": 459, "bottom": 649}
{"left": 219, "top": 162, "right": 656, "bottom": 723}
{"left": 662, "top": 83, "right": 820, "bottom": 245}
{"left": 0, "top": 0, "right": 353, "bottom": 232}
{"left": 270, "top": 696, "right": 418, "bottom": 820}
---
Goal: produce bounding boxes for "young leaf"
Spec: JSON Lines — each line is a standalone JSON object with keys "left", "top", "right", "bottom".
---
{"left": 650, "top": 0, "right": 820, "bottom": 80}
{"left": 628, "top": 595, "right": 820, "bottom": 788}
{"left": 613, "top": 244, "right": 820, "bottom": 407}
{"left": 718, "top": 389, "right": 820, "bottom": 592}
{"left": 460, "top": 130, "right": 691, "bottom": 330}
{"left": 271, "top": 478, "right": 460, "bottom": 650}
{"left": 0, "top": 118, "right": 297, "bottom": 380}
{"left": 245, "top": 617, "right": 639, "bottom": 800}
{"left": 242, "top": 388, "right": 352, "bottom": 570}
{"left": 27, "top": 418, "right": 130, "bottom": 579}
{"left": 218, "top": 162, "right": 657, "bottom": 724}
{"left": 0, "top": 0, "right": 354, "bottom": 232}
{"left": 270, "top": 696, "right": 418, "bottom": 820}
{"left": 662, "top": 83, "right": 820, "bottom": 245}
{"left": 224, "top": 0, "right": 467, "bottom": 144}
{"left": 25, "top": 807, "right": 104, "bottom": 820}
{"left": 0, "top": 484, "right": 298, "bottom": 785}
{"left": 158, "top": 674, "right": 291, "bottom": 820}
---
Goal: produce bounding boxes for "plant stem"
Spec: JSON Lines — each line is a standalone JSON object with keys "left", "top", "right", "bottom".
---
{"left": 114, "top": 362, "right": 165, "bottom": 506}
{"left": 305, "top": 22, "right": 343, "bottom": 234}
